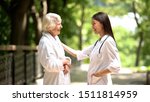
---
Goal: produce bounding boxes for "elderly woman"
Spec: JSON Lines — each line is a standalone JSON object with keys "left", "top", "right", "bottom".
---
{"left": 38, "top": 13, "right": 71, "bottom": 85}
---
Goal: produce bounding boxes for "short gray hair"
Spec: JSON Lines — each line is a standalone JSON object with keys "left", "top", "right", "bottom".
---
{"left": 42, "top": 13, "right": 62, "bottom": 32}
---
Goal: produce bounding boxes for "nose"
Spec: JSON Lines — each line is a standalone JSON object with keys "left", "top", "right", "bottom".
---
{"left": 60, "top": 24, "right": 63, "bottom": 28}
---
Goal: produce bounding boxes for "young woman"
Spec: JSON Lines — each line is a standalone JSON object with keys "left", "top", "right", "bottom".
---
{"left": 62, "top": 12, "right": 121, "bottom": 85}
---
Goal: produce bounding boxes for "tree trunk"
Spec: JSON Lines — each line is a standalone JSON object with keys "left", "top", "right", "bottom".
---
{"left": 30, "top": 0, "right": 47, "bottom": 44}
{"left": 10, "top": 0, "right": 31, "bottom": 45}
{"left": 79, "top": 5, "right": 85, "bottom": 50}
{"left": 132, "top": 1, "right": 144, "bottom": 66}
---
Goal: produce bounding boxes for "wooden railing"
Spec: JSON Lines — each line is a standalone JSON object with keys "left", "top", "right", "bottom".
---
{"left": 0, "top": 45, "right": 43, "bottom": 85}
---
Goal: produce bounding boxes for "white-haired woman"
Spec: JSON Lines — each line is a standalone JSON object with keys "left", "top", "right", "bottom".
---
{"left": 38, "top": 13, "right": 71, "bottom": 85}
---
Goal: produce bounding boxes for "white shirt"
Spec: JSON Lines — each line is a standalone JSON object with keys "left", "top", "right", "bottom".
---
{"left": 77, "top": 35, "right": 121, "bottom": 85}
{"left": 38, "top": 32, "right": 70, "bottom": 85}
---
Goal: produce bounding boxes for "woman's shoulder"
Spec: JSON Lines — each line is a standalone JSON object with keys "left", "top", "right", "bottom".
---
{"left": 105, "top": 35, "right": 116, "bottom": 46}
{"left": 106, "top": 35, "right": 115, "bottom": 42}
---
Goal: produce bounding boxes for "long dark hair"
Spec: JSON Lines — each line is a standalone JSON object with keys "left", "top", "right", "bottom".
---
{"left": 92, "top": 12, "right": 115, "bottom": 41}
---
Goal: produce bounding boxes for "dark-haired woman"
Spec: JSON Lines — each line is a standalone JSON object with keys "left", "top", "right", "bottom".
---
{"left": 62, "top": 12, "right": 121, "bottom": 85}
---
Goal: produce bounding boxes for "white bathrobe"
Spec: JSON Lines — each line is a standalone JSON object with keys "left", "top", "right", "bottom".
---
{"left": 38, "top": 32, "right": 70, "bottom": 85}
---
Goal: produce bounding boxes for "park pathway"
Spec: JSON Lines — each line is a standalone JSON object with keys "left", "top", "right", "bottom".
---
{"left": 35, "top": 64, "right": 147, "bottom": 85}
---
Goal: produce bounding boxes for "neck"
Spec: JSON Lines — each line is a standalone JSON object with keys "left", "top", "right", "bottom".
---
{"left": 48, "top": 30, "right": 56, "bottom": 38}
{"left": 99, "top": 33, "right": 105, "bottom": 39}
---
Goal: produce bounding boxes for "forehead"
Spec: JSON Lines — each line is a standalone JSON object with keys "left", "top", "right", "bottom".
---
{"left": 92, "top": 19, "right": 100, "bottom": 23}
{"left": 50, "top": 15, "right": 61, "bottom": 22}
{"left": 56, "top": 19, "right": 62, "bottom": 24}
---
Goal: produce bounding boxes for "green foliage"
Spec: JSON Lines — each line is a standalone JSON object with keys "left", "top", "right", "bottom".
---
{"left": 27, "top": 16, "right": 36, "bottom": 46}
{"left": 1, "top": 0, "right": 150, "bottom": 68}
{"left": 58, "top": 7, "right": 79, "bottom": 49}
{"left": 141, "top": 20, "right": 150, "bottom": 65}
{"left": 34, "top": 0, "right": 42, "bottom": 13}
{"left": 0, "top": 7, "right": 10, "bottom": 44}
{"left": 59, "top": 0, "right": 95, "bottom": 49}
{"left": 93, "top": 0, "right": 132, "bottom": 15}
{"left": 133, "top": 0, "right": 150, "bottom": 66}
{"left": 141, "top": 1, "right": 150, "bottom": 65}
{"left": 113, "top": 26, "right": 137, "bottom": 67}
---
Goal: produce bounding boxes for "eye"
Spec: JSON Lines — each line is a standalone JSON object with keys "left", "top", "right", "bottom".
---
{"left": 92, "top": 22, "right": 95, "bottom": 26}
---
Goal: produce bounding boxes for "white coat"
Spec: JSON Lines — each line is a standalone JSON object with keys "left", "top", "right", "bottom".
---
{"left": 38, "top": 32, "right": 70, "bottom": 85}
{"left": 76, "top": 35, "right": 121, "bottom": 85}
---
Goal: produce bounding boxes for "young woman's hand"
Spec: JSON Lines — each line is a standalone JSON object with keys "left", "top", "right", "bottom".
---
{"left": 91, "top": 71, "right": 102, "bottom": 77}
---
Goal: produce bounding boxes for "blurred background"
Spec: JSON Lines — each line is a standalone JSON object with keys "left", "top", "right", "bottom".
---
{"left": 0, "top": 0, "right": 150, "bottom": 85}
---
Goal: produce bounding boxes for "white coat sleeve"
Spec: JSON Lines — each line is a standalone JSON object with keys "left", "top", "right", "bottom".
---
{"left": 76, "top": 45, "right": 94, "bottom": 61}
{"left": 38, "top": 39, "right": 64, "bottom": 72}
{"left": 104, "top": 39, "right": 121, "bottom": 74}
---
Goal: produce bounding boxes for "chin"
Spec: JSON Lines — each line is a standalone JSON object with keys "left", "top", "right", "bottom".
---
{"left": 93, "top": 29, "right": 97, "bottom": 33}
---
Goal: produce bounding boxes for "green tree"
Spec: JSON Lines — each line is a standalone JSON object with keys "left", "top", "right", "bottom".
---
{"left": 0, "top": 0, "right": 47, "bottom": 45}
{"left": 1, "top": 0, "right": 150, "bottom": 67}
{"left": 133, "top": 0, "right": 150, "bottom": 66}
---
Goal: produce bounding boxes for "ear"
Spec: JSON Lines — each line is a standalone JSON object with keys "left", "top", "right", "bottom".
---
{"left": 47, "top": 23, "right": 56, "bottom": 31}
{"left": 50, "top": 23, "right": 56, "bottom": 29}
{"left": 46, "top": 25, "right": 51, "bottom": 31}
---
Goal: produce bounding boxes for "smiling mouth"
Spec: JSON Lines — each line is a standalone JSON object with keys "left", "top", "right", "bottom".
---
{"left": 93, "top": 28, "right": 96, "bottom": 32}
{"left": 57, "top": 29, "right": 61, "bottom": 31}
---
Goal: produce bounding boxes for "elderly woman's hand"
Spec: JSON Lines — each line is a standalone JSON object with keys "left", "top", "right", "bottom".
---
{"left": 62, "top": 57, "right": 71, "bottom": 75}
{"left": 63, "top": 64, "right": 70, "bottom": 75}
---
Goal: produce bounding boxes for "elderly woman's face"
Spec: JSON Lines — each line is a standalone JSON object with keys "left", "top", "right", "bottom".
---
{"left": 50, "top": 21, "right": 62, "bottom": 37}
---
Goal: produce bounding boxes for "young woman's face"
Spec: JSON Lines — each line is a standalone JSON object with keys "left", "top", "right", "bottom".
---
{"left": 92, "top": 19, "right": 103, "bottom": 34}
{"left": 50, "top": 21, "right": 62, "bottom": 37}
